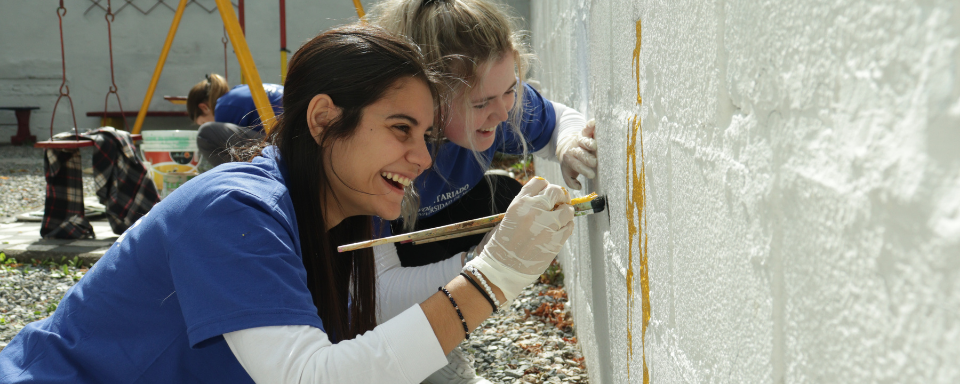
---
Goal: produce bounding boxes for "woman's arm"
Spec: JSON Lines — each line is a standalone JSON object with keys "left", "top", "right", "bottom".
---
{"left": 225, "top": 306, "right": 448, "bottom": 384}
{"left": 374, "top": 243, "right": 463, "bottom": 322}
{"left": 545, "top": 101, "right": 597, "bottom": 190}
{"left": 534, "top": 101, "right": 587, "bottom": 162}
{"left": 225, "top": 178, "right": 571, "bottom": 383}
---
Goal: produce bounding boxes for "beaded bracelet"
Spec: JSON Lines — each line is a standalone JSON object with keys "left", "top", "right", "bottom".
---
{"left": 460, "top": 272, "right": 497, "bottom": 312}
{"left": 465, "top": 265, "right": 501, "bottom": 309}
{"left": 438, "top": 286, "right": 470, "bottom": 340}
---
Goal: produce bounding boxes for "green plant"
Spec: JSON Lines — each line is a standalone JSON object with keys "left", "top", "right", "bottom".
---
{"left": 539, "top": 260, "right": 564, "bottom": 286}
{"left": 0, "top": 252, "right": 16, "bottom": 266}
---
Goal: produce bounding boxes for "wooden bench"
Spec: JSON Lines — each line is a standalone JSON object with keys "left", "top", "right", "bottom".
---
{"left": 87, "top": 110, "right": 188, "bottom": 131}
{"left": 1, "top": 106, "right": 40, "bottom": 145}
{"left": 33, "top": 133, "right": 142, "bottom": 149}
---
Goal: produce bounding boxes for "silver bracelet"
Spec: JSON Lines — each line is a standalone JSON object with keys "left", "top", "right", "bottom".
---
{"left": 464, "top": 245, "right": 479, "bottom": 264}
{"left": 465, "top": 265, "right": 500, "bottom": 309}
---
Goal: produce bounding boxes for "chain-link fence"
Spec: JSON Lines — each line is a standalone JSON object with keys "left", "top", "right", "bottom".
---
{"left": 83, "top": 0, "right": 237, "bottom": 16}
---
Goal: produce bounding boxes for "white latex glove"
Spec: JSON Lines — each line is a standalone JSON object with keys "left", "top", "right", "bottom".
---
{"left": 555, "top": 119, "right": 598, "bottom": 190}
{"left": 475, "top": 224, "right": 496, "bottom": 254}
{"left": 466, "top": 177, "right": 575, "bottom": 305}
{"left": 462, "top": 227, "right": 495, "bottom": 266}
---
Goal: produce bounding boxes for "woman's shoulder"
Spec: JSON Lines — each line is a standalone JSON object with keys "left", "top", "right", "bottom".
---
{"left": 139, "top": 155, "right": 296, "bottom": 245}
{"left": 177, "top": 157, "right": 291, "bottom": 214}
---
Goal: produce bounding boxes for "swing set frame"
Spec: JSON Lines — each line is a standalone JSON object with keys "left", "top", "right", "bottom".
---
{"left": 39, "top": 0, "right": 367, "bottom": 142}
{"left": 131, "top": 0, "right": 273, "bottom": 135}
{"left": 132, "top": 0, "right": 365, "bottom": 135}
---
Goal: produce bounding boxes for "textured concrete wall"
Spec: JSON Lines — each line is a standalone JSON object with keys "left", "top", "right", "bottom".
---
{"left": 531, "top": 0, "right": 960, "bottom": 383}
{"left": 0, "top": 0, "right": 377, "bottom": 137}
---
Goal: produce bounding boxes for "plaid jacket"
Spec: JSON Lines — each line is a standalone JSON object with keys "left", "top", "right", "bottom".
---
{"left": 88, "top": 127, "right": 161, "bottom": 235}
{"left": 41, "top": 128, "right": 161, "bottom": 239}
{"left": 41, "top": 145, "right": 94, "bottom": 239}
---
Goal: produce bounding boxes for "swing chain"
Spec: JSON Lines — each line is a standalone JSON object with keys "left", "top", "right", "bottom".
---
{"left": 50, "top": 0, "right": 80, "bottom": 140}
{"left": 223, "top": 27, "right": 229, "bottom": 81}
{"left": 102, "top": 0, "right": 128, "bottom": 129}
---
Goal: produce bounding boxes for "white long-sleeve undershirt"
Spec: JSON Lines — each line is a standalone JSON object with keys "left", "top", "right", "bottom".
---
{"left": 373, "top": 243, "right": 464, "bottom": 322}
{"left": 223, "top": 244, "right": 462, "bottom": 383}
{"left": 224, "top": 306, "right": 447, "bottom": 384}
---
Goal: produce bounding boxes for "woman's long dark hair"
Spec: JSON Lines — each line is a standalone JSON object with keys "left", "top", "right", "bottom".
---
{"left": 257, "top": 25, "right": 444, "bottom": 341}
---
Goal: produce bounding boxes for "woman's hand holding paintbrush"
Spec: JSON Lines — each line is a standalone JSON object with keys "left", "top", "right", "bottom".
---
{"left": 337, "top": 183, "right": 606, "bottom": 252}
{"left": 407, "top": 192, "right": 605, "bottom": 245}
{"left": 463, "top": 178, "right": 576, "bottom": 304}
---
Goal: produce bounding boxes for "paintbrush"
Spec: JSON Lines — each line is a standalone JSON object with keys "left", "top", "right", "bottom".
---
{"left": 337, "top": 194, "right": 606, "bottom": 252}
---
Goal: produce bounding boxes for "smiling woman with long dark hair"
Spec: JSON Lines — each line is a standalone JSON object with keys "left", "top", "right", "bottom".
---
{"left": 0, "top": 24, "right": 575, "bottom": 384}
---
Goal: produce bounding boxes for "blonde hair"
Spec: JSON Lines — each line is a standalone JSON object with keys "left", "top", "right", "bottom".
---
{"left": 187, "top": 73, "right": 230, "bottom": 122}
{"left": 370, "top": 0, "right": 534, "bottom": 160}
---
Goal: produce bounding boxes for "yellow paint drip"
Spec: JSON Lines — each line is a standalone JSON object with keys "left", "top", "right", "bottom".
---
{"left": 633, "top": 19, "right": 642, "bottom": 105}
{"left": 627, "top": 18, "right": 651, "bottom": 384}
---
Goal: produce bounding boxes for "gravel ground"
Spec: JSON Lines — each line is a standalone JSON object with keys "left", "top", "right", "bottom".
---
{"left": 0, "top": 145, "right": 96, "bottom": 219}
{"left": 0, "top": 261, "right": 589, "bottom": 383}
{"left": 471, "top": 279, "right": 589, "bottom": 384}
{"left": 0, "top": 262, "right": 87, "bottom": 347}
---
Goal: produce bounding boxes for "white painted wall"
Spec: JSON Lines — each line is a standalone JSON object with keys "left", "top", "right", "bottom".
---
{"left": 531, "top": 0, "right": 960, "bottom": 383}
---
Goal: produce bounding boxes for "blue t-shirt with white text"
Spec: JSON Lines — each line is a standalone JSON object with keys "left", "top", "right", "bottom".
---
{"left": 0, "top": 147, "right": 323, "bottom": 383}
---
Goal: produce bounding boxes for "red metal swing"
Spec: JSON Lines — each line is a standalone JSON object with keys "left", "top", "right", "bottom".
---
{"left": 36, "top": 0, "right": 140, "bottom": 150}
{"left": 35, "top": 1, "right": 91, "bottom": 150}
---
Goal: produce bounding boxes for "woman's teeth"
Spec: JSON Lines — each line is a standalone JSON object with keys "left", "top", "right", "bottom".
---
{"left": 478, "top": 127, "right": 496, "bottom": 133}
{"left": 381, "top": 172, "right": 412, "bottom": 187}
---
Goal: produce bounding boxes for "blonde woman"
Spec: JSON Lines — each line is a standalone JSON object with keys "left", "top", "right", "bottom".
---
{"left": 368, "top": 0, "right": 599, "bottom": 383}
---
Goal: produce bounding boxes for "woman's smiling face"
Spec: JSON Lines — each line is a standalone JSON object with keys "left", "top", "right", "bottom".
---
{"left": 444, "top": 53, "right": 518, "bottom": 151}
{"left": 318, "top": 77, "right": 435, "bottom": 224}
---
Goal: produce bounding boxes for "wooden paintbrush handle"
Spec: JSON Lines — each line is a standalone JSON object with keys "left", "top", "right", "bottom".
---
{"left": 411, "top": 226, "right": 495, "bottom": 245}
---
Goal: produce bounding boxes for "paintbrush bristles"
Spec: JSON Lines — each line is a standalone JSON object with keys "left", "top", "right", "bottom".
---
{"left": 569, "top": 192, "right": 599, "bottom": 206}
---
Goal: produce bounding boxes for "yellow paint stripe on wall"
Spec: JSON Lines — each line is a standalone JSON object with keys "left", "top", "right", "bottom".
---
{"left": 627, "top": 18, "right": 650, "bottom": 384}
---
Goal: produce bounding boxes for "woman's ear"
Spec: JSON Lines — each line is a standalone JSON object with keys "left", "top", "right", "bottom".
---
{"left": 306, "top": 94, "right": 340, "bottom": 145}
{"left": 198, "top": 103, "right": 210, "bottom": 114}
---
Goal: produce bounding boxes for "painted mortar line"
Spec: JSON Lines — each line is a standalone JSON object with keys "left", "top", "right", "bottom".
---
{"left": 627, "top": 17, "right": 652, "bottom": 384}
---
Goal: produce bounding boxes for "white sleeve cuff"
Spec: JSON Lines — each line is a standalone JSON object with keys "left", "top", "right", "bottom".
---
{"left": 535, "top": 101, "right": 585, "bottom": 161}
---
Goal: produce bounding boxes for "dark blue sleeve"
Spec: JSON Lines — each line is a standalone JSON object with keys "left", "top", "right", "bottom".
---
{"left": 214, "top": 87, "right": 256, "bottom": 127}
{"left": 267, "top": 84, "right": 284, "bottom": 116}
{"left": 168, "top": 188, "right": 323, "bottom": 347}
{"left": 214, "top": 84, "right": 284, "bottom": 129}
{"left": 496, "top": 83, "right": 556, "bottom": 155}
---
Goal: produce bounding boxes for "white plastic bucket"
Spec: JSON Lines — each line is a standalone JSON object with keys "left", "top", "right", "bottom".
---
{"left": 140, "top": 130, "right": 200, "bottom": 198}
